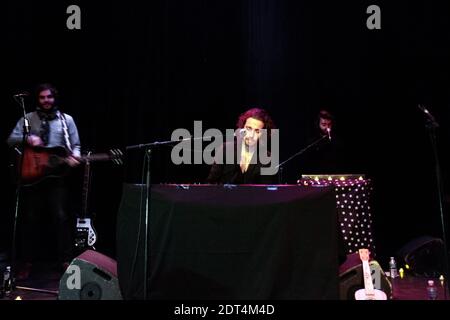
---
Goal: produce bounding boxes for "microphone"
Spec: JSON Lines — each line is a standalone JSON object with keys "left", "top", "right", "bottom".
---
{"left": 418, "top": 104, "right": 428, "bottom": 114}
{"left": 14, "top": 92, "right": 29, "bottom": 98}
{"left": 418, "top": 104, "right": 435, "bottom": 117}
{"left": 235, "top": 128, "right": 247, "bottom": 137}
{"left": 326, "top": 127, "right": 331, "bottom": 141}
{"left": 418, "top": 104, "right": 439, "bottom": 127}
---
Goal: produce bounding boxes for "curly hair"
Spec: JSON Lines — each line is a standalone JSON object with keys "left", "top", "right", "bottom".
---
{"left": 236, "top": 108, "right": 276, "bottom": 132}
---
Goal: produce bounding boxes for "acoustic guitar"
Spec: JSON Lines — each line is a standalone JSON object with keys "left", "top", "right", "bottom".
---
{"left": 18, "top": 146, "right": 122, "bottom": 186}
{"left": 354, "top": 248, "right": 388, "bottom": 300}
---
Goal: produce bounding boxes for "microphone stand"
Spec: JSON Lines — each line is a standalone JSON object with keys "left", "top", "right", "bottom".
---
{"left": 7, "top": 95, "right": 30, "bottom": 298}
{"left": 7, "top": 97, "right": 58, "bottom": 298}
{"left": 419, "top": 105, "right": 449, "bottom": 298}
{"left": 125, "top": 135, "right": 214, "bottom": 300}
{"left": 276, "top": 134, "right": 329, "bottom": 183}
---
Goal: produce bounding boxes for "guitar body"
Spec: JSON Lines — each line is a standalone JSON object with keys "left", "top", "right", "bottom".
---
{"left": 21, "top": 146, "right": 69, "bottom": 185}
{"left": 355, "top": 288, "right": 387, "bottom": 300}
{"left": 75, "top": 217, "right": 97, "bottom": 249}
{"left": 17, "top": 146, "right": 122, "bottom": 186}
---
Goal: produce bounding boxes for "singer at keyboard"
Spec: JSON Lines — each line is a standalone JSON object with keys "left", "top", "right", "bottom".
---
{"left": 206, "top": 107, "right": 277, "bottom": 184}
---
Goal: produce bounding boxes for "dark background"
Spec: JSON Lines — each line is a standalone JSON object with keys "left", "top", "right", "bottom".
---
{"left": 1, "top": 0, "right": 449, "bottom": 268}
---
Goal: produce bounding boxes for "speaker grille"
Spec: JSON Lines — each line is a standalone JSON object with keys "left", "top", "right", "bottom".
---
{"left": 58, "top": 250, "right": 122, "bottom": 300}
{"left": 80, "top": 282, "right": 102, "bottom": 300}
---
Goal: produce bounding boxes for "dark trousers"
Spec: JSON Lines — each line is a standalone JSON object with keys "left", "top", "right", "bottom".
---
{"left": 19, "top": 178, "right": 74, "bottom": 264}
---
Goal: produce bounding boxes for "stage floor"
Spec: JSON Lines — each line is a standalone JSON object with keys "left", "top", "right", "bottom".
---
{"left": 1, "top": 263, "right": 448, "bottom": 301}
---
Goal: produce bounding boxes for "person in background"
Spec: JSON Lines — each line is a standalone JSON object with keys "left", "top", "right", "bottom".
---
{"left": 301, "top": 109, "right": 343, "bottom": 175}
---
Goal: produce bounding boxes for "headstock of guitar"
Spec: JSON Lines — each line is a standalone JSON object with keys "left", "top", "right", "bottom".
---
{"left": 83, "top": 148, "right": 124, "bottom": 165}
{"left": 358, "top": 248, "right": 370, "bottom": 262}
{"left": 108, "top": 148, "right": 124, "bottom": 165}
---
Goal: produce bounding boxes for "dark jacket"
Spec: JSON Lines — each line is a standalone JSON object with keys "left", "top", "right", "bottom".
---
{"left": 206, "top": 141, "right": 277, "bottom": 184}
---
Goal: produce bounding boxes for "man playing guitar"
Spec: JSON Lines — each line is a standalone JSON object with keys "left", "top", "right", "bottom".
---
{"left": 7, "top": 83, "right": 81, "bottom": 280}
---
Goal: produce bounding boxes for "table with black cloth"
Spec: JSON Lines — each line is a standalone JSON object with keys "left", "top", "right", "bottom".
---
{"left": 117, "top": 184, "right": 339, "bottom": 300}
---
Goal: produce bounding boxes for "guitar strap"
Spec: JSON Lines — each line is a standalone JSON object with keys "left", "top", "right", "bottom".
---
{"left": 58, "top": 111, "right": 73, "bottom": 153}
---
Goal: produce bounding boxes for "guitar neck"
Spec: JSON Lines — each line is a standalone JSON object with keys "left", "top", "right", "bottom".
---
{"left": 81, "top": 153, "right": 112, "bottom": 162}
{"left": 81, "top": 161, "right": 91, "bottom": 219}
{"left": 362, "top": 260, "right": 375, "bottom": 296}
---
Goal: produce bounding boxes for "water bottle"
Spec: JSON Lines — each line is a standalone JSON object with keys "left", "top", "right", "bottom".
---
{"left": 3, "top": 266, "right": 12, "bottom": 295}
{"left": 427, "top": 280, "right": 438, "bottom": 300}
{"left": 389, "top": 257, "right": 398, "bottom": 278}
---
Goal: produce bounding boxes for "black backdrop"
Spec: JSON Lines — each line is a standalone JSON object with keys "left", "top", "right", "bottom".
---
{"left": 1, "top": 0, "right": 450, "bottom": 266}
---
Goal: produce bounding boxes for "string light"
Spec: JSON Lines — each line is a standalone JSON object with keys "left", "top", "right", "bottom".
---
{"left": 298, "top": 176, "right": 375, "bottom": 254}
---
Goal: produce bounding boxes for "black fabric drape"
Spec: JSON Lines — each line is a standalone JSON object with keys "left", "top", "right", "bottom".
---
{"left": 117, "top": 184, "right": 339, "bottom": 299}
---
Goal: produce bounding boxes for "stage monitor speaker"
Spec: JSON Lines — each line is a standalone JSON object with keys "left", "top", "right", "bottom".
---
{"left": 398, "top": 236, "right": 445, "bottom": 277}
{"left": 339, "top": 256, "right": 392, "bottom": 300}
{"left": 58, "top": 250, "right": 122, "bottom": 300}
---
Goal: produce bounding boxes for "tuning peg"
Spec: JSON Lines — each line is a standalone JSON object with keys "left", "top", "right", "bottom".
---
{"left": 109, "top": 148, "right": 124, "bottom": 165}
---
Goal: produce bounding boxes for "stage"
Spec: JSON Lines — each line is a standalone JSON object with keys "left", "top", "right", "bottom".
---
{"left": 2, "top": 263, "right": 447, "bottom": 301}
